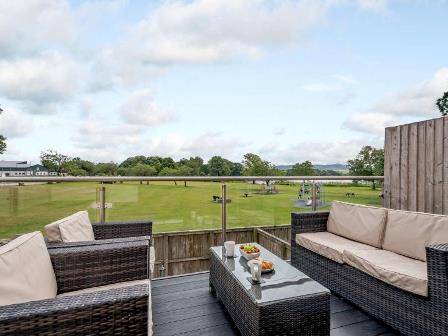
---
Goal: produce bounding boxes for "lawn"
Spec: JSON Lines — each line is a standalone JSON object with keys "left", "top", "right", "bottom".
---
{"left": 0, "top": 181, "right": 382, "bottom": 239}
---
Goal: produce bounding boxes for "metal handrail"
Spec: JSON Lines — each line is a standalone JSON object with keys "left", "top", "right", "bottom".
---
{"left": 0, "top": 175, "right": 383, "bottom": 183}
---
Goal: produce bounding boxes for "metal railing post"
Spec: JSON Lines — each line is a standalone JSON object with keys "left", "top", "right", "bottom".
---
{"left": 311, "top": 182, "right": 317, "bottom": 212}
{"left": 221, "top": 183, "right": 227, "bottom": 245}
{"left": 98, "top": 186, "right": 106, "bottom": 223}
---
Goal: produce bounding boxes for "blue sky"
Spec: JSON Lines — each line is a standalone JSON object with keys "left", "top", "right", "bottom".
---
{"left": 0, "top": 0, "right": 447, "bottom": 165}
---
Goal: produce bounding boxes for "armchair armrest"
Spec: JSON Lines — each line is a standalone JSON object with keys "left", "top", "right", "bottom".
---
{"left": 47, "top": 236, "right": 151, "bottom": 248}
{"left": 291, "top": 211, "right": 329, "bottom": 244}
{"left": 92, "top": 220, "right": 152, "bottom": 241}
{"left": 426, "top": 243, "right": 448, "bottom": 300}
{"left": 0, "top": 284, "right": 148, "bottom": 335}
{"left": 48, "top": 240, "right": 149, "bottom": 294}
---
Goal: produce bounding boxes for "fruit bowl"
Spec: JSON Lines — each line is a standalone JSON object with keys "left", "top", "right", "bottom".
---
{"left": 239, "top": 244, "right": 261, "bottom": 260}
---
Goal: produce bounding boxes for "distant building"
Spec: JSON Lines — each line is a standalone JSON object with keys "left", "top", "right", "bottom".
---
{"left": 0, "top": 161, "right": 57, "bottom": 177}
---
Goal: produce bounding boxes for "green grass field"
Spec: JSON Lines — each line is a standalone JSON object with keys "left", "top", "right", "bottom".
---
{"left": 0, "top": 181, "right": 382, "bottom": 239}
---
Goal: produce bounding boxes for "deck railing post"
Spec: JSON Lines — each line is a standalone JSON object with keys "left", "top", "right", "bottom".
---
{"left": 311, "top": 182, "right": 317, "bottom": 212}
{"left": 98, "top": 186, "right": 106, "bottom": 223}
{"left": 221, "top": 183, "right": 227, "bottom": 245}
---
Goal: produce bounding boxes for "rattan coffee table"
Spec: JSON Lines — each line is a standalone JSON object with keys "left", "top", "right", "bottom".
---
{"left": 209, "top": 243, "right": 330, "bottom": 336}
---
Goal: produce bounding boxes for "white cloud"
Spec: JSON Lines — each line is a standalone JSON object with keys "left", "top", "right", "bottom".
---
{"left": 343, "top": 112, "right": 398, "bottom": 135}
{"left": 302, "top": 74, "right": 358, "bottom": 93}
{"left": 0, "top": 0, "right": 74, "bottom": 57}
{"left": 112, "top": 0, "right": 331, "bottom": 66}
{"left": 180, "top": 132, "right": 249, "bottom": 160}
{"left": 0, "top": 107, "right": 33, "bottom": 138}
{"left": 271, "top": 137, "right": 382, "bottom": 164}
{"left": 0, "top": 52, "right": 82, "bottom": 113}
{"left": 331, "top": 74, "right": 359, "bottom": 85}
{"left": 302, "top": 83, "right": 341, "bottom": 92}
{"left": 343, "top": 68, "right": 448, "bottom": 135}
{"left": 356, "top": 0, "right": 389, "bottom": 13}
{"left": 119, "top": 90, "right": 175, "bottom": 126}
{"left": 369, "top": 68, "right": 448, "bottom": 117}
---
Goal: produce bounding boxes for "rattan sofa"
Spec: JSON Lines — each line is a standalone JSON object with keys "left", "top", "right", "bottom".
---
{"left": 0, "top": 239, "right": 151, "bottom": 335}
{"left": 291, "top": 208, "right": 448, "bottom": 336}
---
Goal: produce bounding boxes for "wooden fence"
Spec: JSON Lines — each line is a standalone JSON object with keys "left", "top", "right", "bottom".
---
{"left": 152, "top": 225, "right": 291, "bottom": 278}
{"left": 383, "top": 116, "right": 448, "bottom": 213}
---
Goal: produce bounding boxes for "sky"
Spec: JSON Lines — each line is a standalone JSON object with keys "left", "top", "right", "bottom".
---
{"left": 0, "top": 0, "right": 447, "bottom": 165}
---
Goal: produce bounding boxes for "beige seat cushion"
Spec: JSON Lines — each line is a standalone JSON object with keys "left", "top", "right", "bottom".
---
{"left": 343, "top": 249, "right": 427, "bottom": 296}
{"left": 296, "top": 232, "right": 378, "bottom": 264}
{"left": 45, "top": 211, "right": 95, "bottom": 243}
{"left": 327, "top": 201, "right": 387, "bottom": 248}
{"left": 59, "top": 279, "right": 152, "bottom": 335}
{"left": 383, "top": 209, "right": 448, "bottom": 262}
{"left": 0, "top": 232, "right": 58, "bottom": 306}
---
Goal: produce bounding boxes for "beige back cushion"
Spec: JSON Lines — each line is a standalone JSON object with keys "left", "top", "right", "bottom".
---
{"left": 383, "top": 209, "right": 448, "bottom": 261}
{"left": 45, "top": 211, "right": 94, "bottom": 243}
{"left": 0, "top": 232, "right": 58, "bottom": 306}
{"left": 327, "top": 201, "right": 387, "bottom": 248}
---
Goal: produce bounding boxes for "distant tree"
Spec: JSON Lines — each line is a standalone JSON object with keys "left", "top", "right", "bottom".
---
{"left": 437, "top": 91, "right": 448, "bottom": 116}
{"left": 94, "top": 162, "right": 118, "bottom": 176}
{"left": 230, "top": 162, "right": 243, "bottom": 176}
{"left": 347, "top": 146, "right": 384, "bottom": 189}
{"left": 288, "top": 160, "right": 316, "bottom": 176}
{"left": 242, "top": 153, "right": 277, "bottom": 176}
{"left": 179, "top": 157, "right": 204, "bottom": 175}
{"left": 314, "top": 169, "right": 344, "bottom": 176}
{"left": 0, "top": 135, "right": 5, "bottom": 155}
{"left": 208, "top": 156, "right": 231, "bottom": 176}
{"left": 160, "top": 157, "right": 176, "bottom": 169}
{"left": 158, "top": 167, "right": 179, "bottom": 176}
{"left": 242, "top": 153, "right": 281, "bottom": 185}
{"left": 119, "top": 156, "right": 148, "bottom": 168}
{"left": 0, "top": 108, "right": 6, "bottom": 154}
{"left": 40, "top": 150, "right": 72, "bottom": 175}
{"left": 70, "top": 158, "right": 96, "bottom": 175}
{"left": 128, "top": 163, "right": 157, "bottom": 176}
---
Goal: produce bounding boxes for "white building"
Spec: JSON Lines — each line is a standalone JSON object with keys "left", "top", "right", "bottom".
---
{"left": 0, "top": 161, "right": 57, "bottom": 177}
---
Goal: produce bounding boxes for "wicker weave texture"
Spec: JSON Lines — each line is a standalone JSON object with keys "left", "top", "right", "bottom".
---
{"left": 210, "top": 248, "right": 330, "bottom": 336}
{"left": 291, "top": 212, "right": 448, "bottom": 336}
{"left": 0, "top": 241, "right": 150, "bottom": 335}
{"left": 92, "top": 220, "right": 152, "bottom": 240}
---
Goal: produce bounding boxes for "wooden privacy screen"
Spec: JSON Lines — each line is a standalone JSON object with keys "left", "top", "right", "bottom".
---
{"left": 383, "top": 116, "right": 448, "bottom": 213}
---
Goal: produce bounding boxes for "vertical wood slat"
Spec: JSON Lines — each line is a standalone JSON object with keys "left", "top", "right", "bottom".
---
{"left": 399, "top": 124, "right": 409, "bottom": 210}
{"left": 417, "top": 122, "right": 426, "bottom": 212}
{"left": 426, "top": 120, "right": 435, "bottom": 212}
{"left": 434, "top": 118, "right": 444, "bottom": 214}
{"left": 408, "top": 123, "right": 418, "bottom": 211}
{"left": 383, "top": 128, "right": 392, "bottom": 208}
{"left": 444, "top": 117, "right": 448, "bottom": 214}
{"left": 384, "top": 117, "right": 447, "bottom": 214}
{"left": 390, "top": 126, "right": 401, "bottom": 209}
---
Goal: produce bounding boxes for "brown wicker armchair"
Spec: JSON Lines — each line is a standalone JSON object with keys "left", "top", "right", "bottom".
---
{"left": 46, "top": 219, "right": 153, "bottom": 246}
{"left": 0, "top": 239, "right": 151, "bottom": 336}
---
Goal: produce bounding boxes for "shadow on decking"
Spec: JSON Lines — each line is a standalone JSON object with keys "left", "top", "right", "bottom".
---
{"left": 152, "top": 272, "right": 398, "bottom": 336}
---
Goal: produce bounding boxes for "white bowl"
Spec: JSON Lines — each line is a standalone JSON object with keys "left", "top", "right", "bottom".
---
{"left": 240, "top": 249, "right": 261, "bottom": 260}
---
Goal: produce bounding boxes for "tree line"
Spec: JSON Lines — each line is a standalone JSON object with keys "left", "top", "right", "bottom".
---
{"left": 39, "top": 146, "right": 384, "bottom": 178}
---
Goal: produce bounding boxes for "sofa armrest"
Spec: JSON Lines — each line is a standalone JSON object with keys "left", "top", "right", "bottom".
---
{"left": 426, "top": 243, "right": 448, "bottom": 300}
{"left": 92, "top": 220, "right": 152, "bottom": 241}
{"left": 48, "top": 240, "right": 149, "bottom": 294}
{"left": 0, "top": 284, "right": 148, "bottom": 335}
{"left": 291, "top": 211, "right": 329, "bottom": 243}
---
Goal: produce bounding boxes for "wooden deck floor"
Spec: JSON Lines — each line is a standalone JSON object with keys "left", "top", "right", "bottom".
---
{"left": 152, "top": 272, "right": 398, "bottom": 336}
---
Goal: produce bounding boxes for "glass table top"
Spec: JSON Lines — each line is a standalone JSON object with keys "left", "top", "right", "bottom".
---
{"left": 210, "top": 243, "right": 329, "bottom": 304}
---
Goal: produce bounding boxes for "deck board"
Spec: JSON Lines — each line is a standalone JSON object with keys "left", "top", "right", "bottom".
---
{"left": 152, "top": 273, "right": 398, "bottom": 336}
